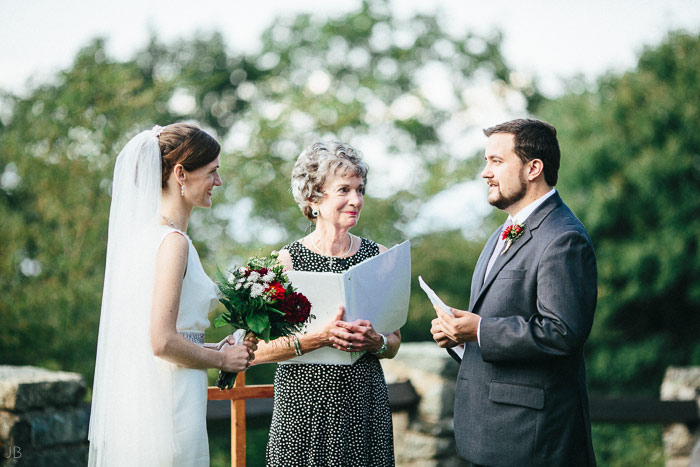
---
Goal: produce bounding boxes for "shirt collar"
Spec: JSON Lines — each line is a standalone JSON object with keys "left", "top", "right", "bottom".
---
{"left": 509, "top": 188, "right": 557, "bottom": 225}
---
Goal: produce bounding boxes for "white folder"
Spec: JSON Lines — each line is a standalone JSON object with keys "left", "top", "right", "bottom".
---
{"left": 281, "top": 240, "right": 411, "bottom": 365}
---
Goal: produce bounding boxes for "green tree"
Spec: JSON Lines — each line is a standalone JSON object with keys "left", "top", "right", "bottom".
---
{"left": 0, "top": 39, "right": 181, "bottom": 377}
{"left": 0, "top": 1, "right": 523, "bottom": 383}
{"left": 535, "top": 31, "right": 700, "bottom": 394}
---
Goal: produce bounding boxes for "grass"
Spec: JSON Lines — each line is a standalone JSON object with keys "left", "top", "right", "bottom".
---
{"left": 207, "top": 363, "right": 274, "bottom": 467}
{"left": 206, "top": 359, "right": 666, "bottom": 466}
{"left": 591, "top": 423, "right": 665, "bottom": 466}
{"left": 207, "top": 421, "right": 665, "bottom": 466}
{"left": 208, "top": 420, "right": 269, "bottom": 467}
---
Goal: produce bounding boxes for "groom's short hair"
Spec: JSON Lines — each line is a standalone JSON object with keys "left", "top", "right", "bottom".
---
{"left": 483, "top": 119, "right": 561, "bottom": 186}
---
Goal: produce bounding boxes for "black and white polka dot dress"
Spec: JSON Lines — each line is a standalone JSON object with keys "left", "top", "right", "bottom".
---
{"left": 265, "top": 238, "right": 395, "bottom": 467}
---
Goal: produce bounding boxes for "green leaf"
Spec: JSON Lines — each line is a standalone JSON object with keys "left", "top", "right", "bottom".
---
{"left": 213, "top": 315, "right": 227, "bottom": 328}
{"left": 245, "top": 312, "right": 270, "bottom": 335}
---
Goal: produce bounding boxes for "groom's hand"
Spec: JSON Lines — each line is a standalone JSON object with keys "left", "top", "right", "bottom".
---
{"left": 435, "top": 305, "right": 480, "bottom": 343}
{"left": 430, "top": 317, "right": 458, "bottom": 348}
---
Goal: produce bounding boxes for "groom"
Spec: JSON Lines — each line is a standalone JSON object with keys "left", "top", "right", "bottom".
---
{"left": 430, "top": 119, "right": 597, "bottom": 466}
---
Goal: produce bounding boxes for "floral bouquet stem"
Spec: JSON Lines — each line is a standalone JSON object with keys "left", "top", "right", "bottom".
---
{"left": 216, "top": 329, "right": 247, "bottom": 390}
{"left": 217, "top": 370, "right": 238, "bottom": 390}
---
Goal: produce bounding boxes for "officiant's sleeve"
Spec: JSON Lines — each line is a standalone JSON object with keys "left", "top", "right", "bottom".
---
{"left": 478, "top": 230, "right": 597, "bottom": 363}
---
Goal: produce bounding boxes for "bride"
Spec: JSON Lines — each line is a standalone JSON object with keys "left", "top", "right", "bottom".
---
{"left": 88, "top": 123, "right": 256, "bottom": 466}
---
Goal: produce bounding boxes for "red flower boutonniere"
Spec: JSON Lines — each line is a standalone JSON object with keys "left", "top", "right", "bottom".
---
{"left": 501, "top": 223, "right": 525, "bottom": 255}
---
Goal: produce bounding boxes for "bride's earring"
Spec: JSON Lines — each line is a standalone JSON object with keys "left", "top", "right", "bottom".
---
{"left": 312, "top": 208, "right": 319, "bottom": 217}
{"left": 180, "top": 184, "right": 185, "bottom": 197}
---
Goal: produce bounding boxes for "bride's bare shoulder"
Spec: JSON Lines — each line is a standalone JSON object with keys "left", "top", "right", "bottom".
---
{"left": 158, "top": 231, "right": 189, "bottom": 260}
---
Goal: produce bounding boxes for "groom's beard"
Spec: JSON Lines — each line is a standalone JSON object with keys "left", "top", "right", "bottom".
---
{"left": 488, "top": 172, "right": 527, "bottom": 210}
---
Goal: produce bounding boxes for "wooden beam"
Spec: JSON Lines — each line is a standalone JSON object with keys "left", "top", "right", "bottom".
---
{"left": 589, "top": 396, "right": 699, "bottom": 424}
{"left": 208, "top": 381, "right": 419, "bottom": 422}
{"left": 208, "top": 384, "right": 274, "bottom": 401}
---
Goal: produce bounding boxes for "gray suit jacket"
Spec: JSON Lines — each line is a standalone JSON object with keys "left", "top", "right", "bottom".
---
{"left": 452, "top": 193, "right": 597, "bottom": 466}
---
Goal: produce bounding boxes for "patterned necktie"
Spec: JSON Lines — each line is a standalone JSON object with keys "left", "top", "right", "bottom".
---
{"left": 484, "top": 218, "right": 512, "bottom": 280}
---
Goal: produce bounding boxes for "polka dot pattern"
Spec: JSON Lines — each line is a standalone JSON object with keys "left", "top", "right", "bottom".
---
{"left": 265, "top": 238, "right": 395, "bottom": 466}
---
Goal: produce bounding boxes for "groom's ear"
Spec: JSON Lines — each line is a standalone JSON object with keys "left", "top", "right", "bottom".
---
{"left": 525, "top": 158, "right": 544, "bottom": 181}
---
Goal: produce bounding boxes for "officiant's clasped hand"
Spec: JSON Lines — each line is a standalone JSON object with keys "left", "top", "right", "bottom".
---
{"left": 330, "top": 306, "right": 394, "bottom": 355}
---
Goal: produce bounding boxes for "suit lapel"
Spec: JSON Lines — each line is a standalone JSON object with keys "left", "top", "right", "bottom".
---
{"left": 470, "top": 229, "right": 500, "bottom": 309}
{"left": 471, "top": 193, "right": 564, "bottom": 312}
{"left": 478, "top": 226, "right": 532, "bottom": 296}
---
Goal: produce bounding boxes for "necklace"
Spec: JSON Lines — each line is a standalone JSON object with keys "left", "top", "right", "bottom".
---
{"left": 161, "top": 215, "right": 184, "bottom": 231}
{"left": 311, "top": 234, "right": 353, "bottom": 268}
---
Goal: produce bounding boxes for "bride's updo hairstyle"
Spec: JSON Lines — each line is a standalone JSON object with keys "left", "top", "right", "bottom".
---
{"left": 157, "top": 123, "right": 221, "bottom": 188}
{"left": 291, "top": 140, "right": 368, "bottom": 221}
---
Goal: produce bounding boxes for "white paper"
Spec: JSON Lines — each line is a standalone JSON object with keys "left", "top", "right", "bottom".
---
{"left": 282, "top": 240, "right": 411, "bottom": 365}
{"left": 418, "top": 276, "right": 452, "bottom": 315}
{"left": 417, "top": 275, "right": 465, "bottom": 359}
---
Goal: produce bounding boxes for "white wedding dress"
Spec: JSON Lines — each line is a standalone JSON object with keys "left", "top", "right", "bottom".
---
{"left": 90, "top": 127, "right": 220, "bottom": 467}
{"left": 161, "top": 226, "right": 220, "bottom": 466}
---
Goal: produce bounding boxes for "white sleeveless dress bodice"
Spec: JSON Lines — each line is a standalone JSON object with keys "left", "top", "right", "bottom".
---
{"left": 159, "top": 226, "right": 218, "bottom": 466}
{"left": 174, "top": 229, "right": 219, "bottom": 335}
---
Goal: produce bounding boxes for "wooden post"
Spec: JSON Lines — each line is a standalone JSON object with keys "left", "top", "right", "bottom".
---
{"left": 208, "top": 376, "right": 274, "bottom": 467}
{"left": 232, "top": 372, "right": 246, "bottom": 467}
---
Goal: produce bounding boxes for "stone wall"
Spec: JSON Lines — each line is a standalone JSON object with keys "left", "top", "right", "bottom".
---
{"left": 0, "top": 366, "right": 89, "bottom": 466}
{"left": 661, "top": 367, "right": 700, "bottom": 467}
{"left": 381, "top": 342, "right": 467, "bottom": 467}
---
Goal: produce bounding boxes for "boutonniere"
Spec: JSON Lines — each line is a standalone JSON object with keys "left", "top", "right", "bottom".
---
{"left": 501, "top": 223, "right": 525, "bottom": 255}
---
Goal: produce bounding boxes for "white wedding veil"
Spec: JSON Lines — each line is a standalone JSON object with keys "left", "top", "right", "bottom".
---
{"left": 89, "top": 127, "right": 177, "bottom": 466}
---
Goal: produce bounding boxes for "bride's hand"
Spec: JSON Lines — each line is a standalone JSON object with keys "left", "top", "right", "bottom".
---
{"left": 205, "top": 332, "right": 243, "bottom": 351}
{"left": 206, "top": 336, "right": 231, "bottom": 351}
{"left": 219, "top": 344, "right": 251, "bottom": 372}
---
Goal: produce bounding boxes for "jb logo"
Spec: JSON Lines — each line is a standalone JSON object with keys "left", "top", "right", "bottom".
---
{"left": 3, "top": 446, "right": 21, "bottom": 459}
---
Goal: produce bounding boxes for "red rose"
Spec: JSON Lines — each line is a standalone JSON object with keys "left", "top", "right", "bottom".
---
{"left": 277, "top": 292, "right": 312, "bottom": 324}
{"left": 266, "top": 282, "right": 286, "bottom": 301}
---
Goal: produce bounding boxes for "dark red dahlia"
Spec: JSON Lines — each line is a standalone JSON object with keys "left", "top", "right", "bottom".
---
{"left": 245, "top": 267, "right": 268, "bottom": 278}
{"left": 278, "top": 292, "right": 312, "bottom": 324}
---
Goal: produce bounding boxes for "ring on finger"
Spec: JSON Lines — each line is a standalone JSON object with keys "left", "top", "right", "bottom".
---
{"left": 347, "top": 341, "right": 353, "bottom": 350}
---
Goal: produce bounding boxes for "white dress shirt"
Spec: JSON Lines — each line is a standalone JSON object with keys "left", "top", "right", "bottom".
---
{"left": 475, "top": 189, "right": 557, "bottom": 346}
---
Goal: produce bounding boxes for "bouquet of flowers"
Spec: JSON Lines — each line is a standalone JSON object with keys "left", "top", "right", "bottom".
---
{"left": 214, "top": 251, "right": 313, "bottom": 389}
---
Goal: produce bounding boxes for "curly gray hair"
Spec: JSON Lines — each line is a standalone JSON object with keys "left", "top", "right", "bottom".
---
{"left": 291, "top": 141, "right": 369, "bottom": 221}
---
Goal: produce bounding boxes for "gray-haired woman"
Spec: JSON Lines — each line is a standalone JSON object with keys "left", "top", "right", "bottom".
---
{"left": 253, "top": 141, "right": 401, "bottom": 466}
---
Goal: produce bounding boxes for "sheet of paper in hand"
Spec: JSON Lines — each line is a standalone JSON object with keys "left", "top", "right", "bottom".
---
{"left": 418, "top": 275, "right": 465, "bottom": 359}
{"left": 283, "top": 240, "right": 411, "bottom": 365}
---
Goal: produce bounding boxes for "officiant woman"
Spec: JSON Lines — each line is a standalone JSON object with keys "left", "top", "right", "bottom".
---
{"left": 251, "top": 141, "right": 401, "bottom": 466}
